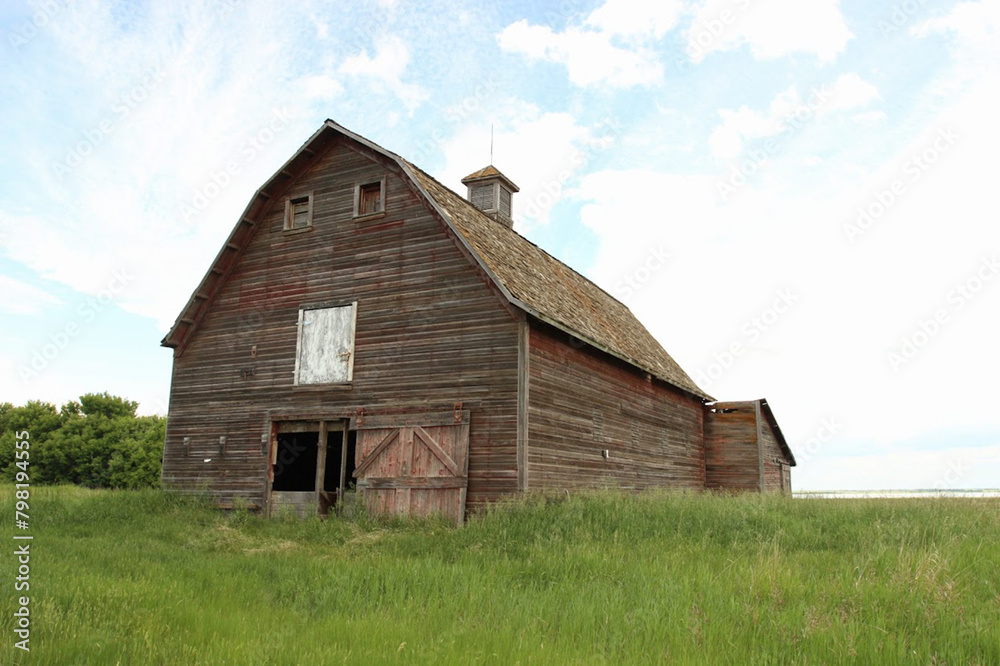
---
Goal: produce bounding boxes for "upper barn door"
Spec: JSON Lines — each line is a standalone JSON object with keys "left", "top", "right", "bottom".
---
{"left": 352, "top": 409, "right": 470, "bottom": 524}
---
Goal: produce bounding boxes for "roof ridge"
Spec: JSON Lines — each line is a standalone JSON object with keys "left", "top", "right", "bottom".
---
{"left": 403, "top": 160, "right": 637, "bottom": 320}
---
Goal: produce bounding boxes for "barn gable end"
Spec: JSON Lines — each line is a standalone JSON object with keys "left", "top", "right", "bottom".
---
{"left": 162, "top": 131, "right": 521, "bottom": 514}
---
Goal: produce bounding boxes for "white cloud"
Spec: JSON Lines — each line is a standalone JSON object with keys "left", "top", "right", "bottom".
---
{"left": 708, "top": 74, "right": 880, "bottom": 160}
{"left": 498, "top": 21, "right": 665, "bottom": 88}
{"left": 825, "top": 73, "right": 881, "bottom": 113}
{"left": 0, "top": 275, "right": 63, "bottom": 315}
{"left": 686, "top": 0, "right": 853, "bottom": 63}
{"left": 912, "top": 0, "right": 1000, "bottom": 57}
{"left": 497, "top": 0, "right": 684, "bottom": 88}
{"left": 339, "top": 35, "right": 428, "bottom": 112}
{"left": 301, "top": 75, "right": 343, "bottom": 101}
{"left": 585, "top": 0, "right": 684, "bottom": 38}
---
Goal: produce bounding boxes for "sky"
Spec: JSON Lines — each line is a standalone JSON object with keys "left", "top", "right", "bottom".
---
{"left": 1, "top": 0, "right": 998, "bottom": 491}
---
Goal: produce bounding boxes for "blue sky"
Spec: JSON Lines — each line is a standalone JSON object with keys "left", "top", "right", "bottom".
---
{"left": 1, "top": 0, "right": 998, "bottom": 490}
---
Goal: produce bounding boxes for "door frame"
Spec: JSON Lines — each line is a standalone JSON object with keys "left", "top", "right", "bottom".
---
{"left": 265, "top": 417, "right": 352, "bottom": 517}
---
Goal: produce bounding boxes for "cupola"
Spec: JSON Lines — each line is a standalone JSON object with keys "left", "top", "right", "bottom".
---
{"left": 460, "top": 165, "right": 519, "bottom": 228}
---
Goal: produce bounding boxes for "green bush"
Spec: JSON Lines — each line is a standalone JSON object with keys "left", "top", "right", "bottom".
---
{"left": 0, "top": 392, "right": 164, "bottom": 488}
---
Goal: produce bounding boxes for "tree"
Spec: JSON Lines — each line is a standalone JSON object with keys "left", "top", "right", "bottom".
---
{"left": 79, "top": 392, "right": 138, "bottom": 419}
{"left": 0, "top": 394, "right": 164, "bottom": 488}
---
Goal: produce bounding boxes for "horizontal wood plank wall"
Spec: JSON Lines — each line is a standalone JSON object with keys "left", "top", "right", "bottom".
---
{"left": 526, "top": 321, "right": 705, "bottom": 491}
{"left": 704, "top": 404, "right": 761, "bottom": 491}
{"left": 162, "top": 140, "right": 519, "bottom": 511}
{"left": 758, "top": 416, "right": 790, "bottom": 493}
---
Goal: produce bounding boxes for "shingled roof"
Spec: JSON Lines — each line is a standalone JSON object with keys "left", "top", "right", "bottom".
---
{"left": 407, "top": 162, "right": 710, "bottom": 400}
{"left": 163, "top": 120, "right": 711, "bottom": 401}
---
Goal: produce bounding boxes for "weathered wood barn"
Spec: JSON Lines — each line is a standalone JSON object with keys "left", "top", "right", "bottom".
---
{"left": 161, "top": 120, "right": 795, "bottom": 522}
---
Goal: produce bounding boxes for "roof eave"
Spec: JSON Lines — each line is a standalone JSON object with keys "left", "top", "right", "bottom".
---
{"left": 525, "top": 312, "right": 713, "bottom": 402}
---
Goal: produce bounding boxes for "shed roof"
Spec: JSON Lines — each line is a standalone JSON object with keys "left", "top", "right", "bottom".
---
{"left": 163, "top": 120, "right": 711, "bottom": 400}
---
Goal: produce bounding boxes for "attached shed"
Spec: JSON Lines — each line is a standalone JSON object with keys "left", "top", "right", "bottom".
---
{"left": 161, "top": 120, "right": 794, "bottom": 522}
{"left": 704, "top": 400, "right": 796, "bottom": 493}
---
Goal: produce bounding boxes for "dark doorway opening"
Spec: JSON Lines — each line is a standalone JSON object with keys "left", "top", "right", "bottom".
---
{"left": 272, "top": 432, "right": 318, "bottom": 491}
{"left": 320, "top": 429, "right": 358, "bottom": 515}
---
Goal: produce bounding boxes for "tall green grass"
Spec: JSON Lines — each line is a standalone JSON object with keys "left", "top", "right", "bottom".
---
{"left": 1, "top": 488, "right": 997, "bottom": 664}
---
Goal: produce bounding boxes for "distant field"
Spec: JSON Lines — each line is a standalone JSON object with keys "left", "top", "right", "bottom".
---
{"left": 1, "top": 488, "right": 998, "bottom": 664}
{"left": 796, "top": 490, "right": 1000, "bottom": 498}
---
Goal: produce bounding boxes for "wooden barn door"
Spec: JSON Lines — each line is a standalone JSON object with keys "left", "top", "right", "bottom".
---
{"left": 352, "top": 409, "right": 470, "bottom": 524}
{"left": 780, "top": 464, "right": 792, "bottom": 494}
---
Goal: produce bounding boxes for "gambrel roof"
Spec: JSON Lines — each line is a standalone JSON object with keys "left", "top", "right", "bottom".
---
{"left": 163, "top": 120, "right": 712, "bottom": 401}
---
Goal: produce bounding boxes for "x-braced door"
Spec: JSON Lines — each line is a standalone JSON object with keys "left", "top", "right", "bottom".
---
{"left": 352, "top": 409, "right": 470, "bottom": 524}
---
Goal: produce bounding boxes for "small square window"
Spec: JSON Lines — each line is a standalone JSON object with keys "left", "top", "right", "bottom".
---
{"left": 355, "top": 179, "right": 385, "bottom": 217}
{"left": 285, "top": 194, "right": 313, "bottom": 230}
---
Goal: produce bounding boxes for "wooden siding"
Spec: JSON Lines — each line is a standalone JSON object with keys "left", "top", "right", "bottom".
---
{"left": 704, "top": 404, "right": 761, "bottom": 491}
{"left": 162, "top": 139, "right": 520, "bottom": 512}
{"left": 759, "top": 415, "right": 791, "bottom": 493}
{"left": 525, "top": 321, "right": 705, "bottom": 490}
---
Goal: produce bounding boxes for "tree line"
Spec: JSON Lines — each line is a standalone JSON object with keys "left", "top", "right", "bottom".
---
{"left": 0, "top": 393, "right": 164, "bottom": 488}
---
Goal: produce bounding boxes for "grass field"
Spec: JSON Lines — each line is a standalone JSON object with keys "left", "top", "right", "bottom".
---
{"left": 1, "top": 488, "right": 998, "bottom": 665}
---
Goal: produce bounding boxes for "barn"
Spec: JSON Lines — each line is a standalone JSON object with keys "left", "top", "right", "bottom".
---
{"left": 161, "top": 120, "right": 795, "bottom": 522}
